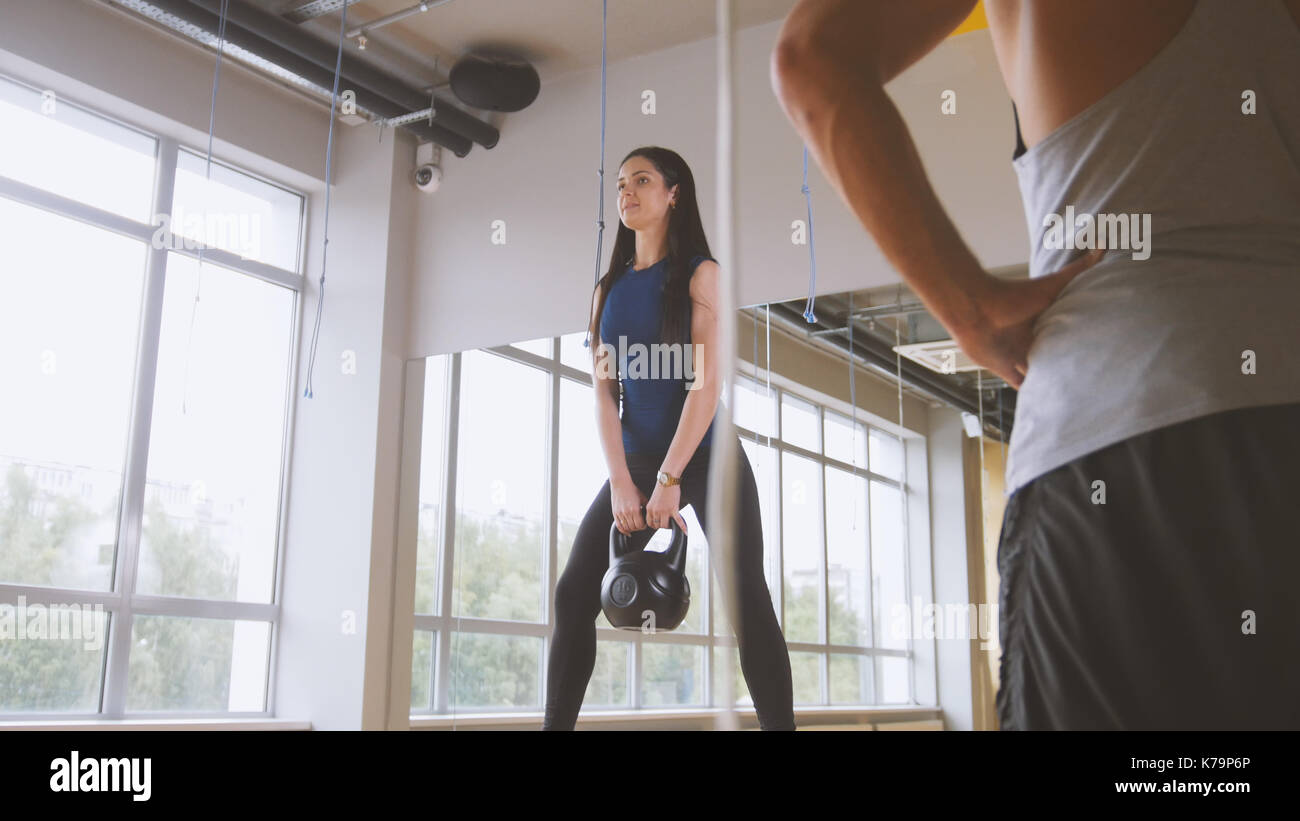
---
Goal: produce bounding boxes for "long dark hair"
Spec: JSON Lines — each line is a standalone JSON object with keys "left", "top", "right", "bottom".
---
{"left": 585, "top": 146, "right": 713, "bottom": 352}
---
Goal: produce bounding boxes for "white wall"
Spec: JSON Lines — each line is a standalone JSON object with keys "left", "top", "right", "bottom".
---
{"left": 927, "top": 407, "right": 976, "bottom": 731}
{"left": 362, "top": 131, "right": 419, "bottom": 731}
{"left": 406, "top": 20, "right": 1026, "bottom": 359}
{"left": 274, "top": 123, "right": 412, "bottom": 730}
{"left": 0, "top": 0, "right": 329, "bottom": 189}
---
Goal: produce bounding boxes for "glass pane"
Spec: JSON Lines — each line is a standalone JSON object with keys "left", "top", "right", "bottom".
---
{"left": 731, "top": 374, "right": 775, "bottom": 437}
{"left": 138, "top": 254, "right": 294, "bottom": 603}
{"left": 0, "top": 199, "right": 145, "bottom": 590}
{"left": 172, "top": 148, "right": 303, "bottom": 271}
{"left": 0, "top": 602, "right": 109, "bottom": 712}
{"left": 0, "top": 75, "right": 157, "bottom": 222}
{"left": 559, "top": 330, "right": 594, "bottom": 373}
{"left": 829, "top": 654, "right": 871, "bottom": 705}
{"left": 451, "top": 350, "right": 547, "bottom": 622}
{"left": 641, "top": 643, "right": 704, "bottom": 707}
{"left": 791, "top": 651, "right": 821, "bottom": 705}
{"left": 781, "top": 452, "right": 822, "bottom": 644}
{"left": 410, "top": 630, "right": 434, "bottom": 711}
{"left": 781, "top": 393, "right": 820, "bottom": 452}
{"left": 869, "top": 429, "right": 903, "bottom": 480}
{"left": 583, "top": 640, "right": 630, "bottom": 707}
{"left": 447, "top": 632, "right": 540, "bottom": 709}
{"left": 711, "top": 645, "right": 751, "bottom": 709}
{"left": 824, "top": 410, "right": 867, "bottom": 469}
{"left": 415, "top": 355, "right": 450, "bottom": 615}
{"left": 557, "top": 379, "right": 606, "bottom": 574}
{"left": 878, "top": 655, "right": 910, "bottom": 704}
{"left": 826, "top": 467, "right": 870, "bottom": 646}
{"left": 871, "top": 481, "right": 908, "bottom": 651}
{"left": 508, "top": 336, "right": 552, "bottom": 357}
{"left": 126, "top": 615, "right": 270, "bottom": 711}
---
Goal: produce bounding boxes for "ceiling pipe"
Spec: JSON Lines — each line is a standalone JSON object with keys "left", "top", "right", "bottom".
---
{"left": 765, "top": 301, "right": 1014, "bottom": 440}
{"left": 184, "top": 0, "right": 498, "bottom": 150}
{"left": 142, "top": 0, "right": 472, "bottom": 155}
{"left": 347, "top": 0, "right": 455, "bottom": 39}
{"left": 284, "top": 0, "right": 355, "bottom": 24}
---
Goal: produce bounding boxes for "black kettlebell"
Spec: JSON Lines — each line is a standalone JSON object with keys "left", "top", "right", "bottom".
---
{"left": 600, "top": 513, "right": 690, "bottom": 632}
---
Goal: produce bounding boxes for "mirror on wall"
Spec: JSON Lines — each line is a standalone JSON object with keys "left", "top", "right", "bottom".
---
{"left": 400, "top": 281, "right": 1009, "bottom": 717}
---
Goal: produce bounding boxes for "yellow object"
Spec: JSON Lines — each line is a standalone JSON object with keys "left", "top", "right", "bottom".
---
{"left": 949, "top": 1, "right": 989, "bottom": 37}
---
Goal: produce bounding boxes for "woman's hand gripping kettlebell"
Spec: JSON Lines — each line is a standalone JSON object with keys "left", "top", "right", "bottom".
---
{"left": 610, "top": 476, "right": 648, "bottom": 536}
{"left": 645, "top": 482, "right": 688, "bottom": 534}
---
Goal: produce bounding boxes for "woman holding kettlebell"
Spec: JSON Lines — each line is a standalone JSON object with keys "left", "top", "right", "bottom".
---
{"left": 541, "top": 146, "right": 796, "bottom": 731}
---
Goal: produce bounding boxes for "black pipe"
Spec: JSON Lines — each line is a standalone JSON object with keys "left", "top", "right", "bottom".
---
{"left": 185, "top": 0, "right": 499, "bottom": 150}
{"left": 146, "top": 0, "right": 472, "bottom": 155}
{"left": 766, "top": 301, "right": 1014, "bottom": 441}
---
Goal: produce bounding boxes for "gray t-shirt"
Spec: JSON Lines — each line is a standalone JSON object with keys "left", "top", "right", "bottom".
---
{"left": 1004, "top": 0, "right": 1300, "bottom": 498}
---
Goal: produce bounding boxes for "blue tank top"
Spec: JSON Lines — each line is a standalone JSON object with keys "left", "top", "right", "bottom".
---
{"left": 598, "top": 254, "right": 718, "bottom": 455}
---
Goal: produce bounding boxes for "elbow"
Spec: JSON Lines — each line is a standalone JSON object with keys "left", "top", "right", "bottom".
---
{"left": 770, "top": 37, "right": 823, "bottom": 115}
{"left": 771, "top": 36, "right": 872, "bottom": 129}
{"left": 688, "top": 375, "right": 722, "bottom": 406}
{"left": 593, "top": 381, "right": 618, "bottom": 413}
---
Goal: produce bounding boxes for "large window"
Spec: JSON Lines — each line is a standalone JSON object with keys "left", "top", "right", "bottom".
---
{"left": 741, "top": 376, "right": 913, "bottom": 706}
{"left": 0, "top": 73, "right": 305, "bottom": 717}
{"left": 411, "top": 331, "right": 920, "bottom": 718}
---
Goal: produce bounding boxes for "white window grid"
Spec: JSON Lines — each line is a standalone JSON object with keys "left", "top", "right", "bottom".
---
{"left": 0, "top": 72, "right": 308, "bottom": 720}
{"left": 409, "top": 336, "right": 919, "bottom": 715}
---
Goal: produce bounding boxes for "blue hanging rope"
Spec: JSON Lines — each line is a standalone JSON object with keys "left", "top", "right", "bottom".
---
{"left": 302, "top": 2, "right": 350, "bottom": 398}
{"left": 584, "top": 0, "right": 609, "bottom": 352}
{"left": 801, "top": 145, "right": 818, "bottom": 323}
{"left": 182, "top": 0, "right": 231, "bottom": 416}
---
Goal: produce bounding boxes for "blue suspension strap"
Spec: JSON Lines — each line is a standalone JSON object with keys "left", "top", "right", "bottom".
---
{"left": 183, "top": 0, "right": 232, "bottom": 415}
{"left": 584, "top": 0, "right": 609, "bottom": 352}
{"left": 302, "top": 2, "right": 351, "bottom": 398}
{"left": 801, "top": 145, "right": 818, "bottom": 324}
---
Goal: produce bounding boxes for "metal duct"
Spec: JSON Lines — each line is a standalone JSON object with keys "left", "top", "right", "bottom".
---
{"left": 185, "top": 0, "right": 499, "bottom": 150}
{"left": 138, "top": 0, "right": 472, "bottom": 155}
{"left": 765, "top": 301, "right": 1014, "bottom": 441}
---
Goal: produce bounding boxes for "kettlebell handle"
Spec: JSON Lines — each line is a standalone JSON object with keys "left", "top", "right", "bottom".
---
{"left": 608, "top": 511, "right": 688, "bottom": 570}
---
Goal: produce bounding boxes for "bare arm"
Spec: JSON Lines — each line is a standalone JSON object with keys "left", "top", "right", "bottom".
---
{"left": 770, "top": 0, "right": 994, "bottom": 340}
{"left": 659, "top": 260, "right": 722, "bottom": 478}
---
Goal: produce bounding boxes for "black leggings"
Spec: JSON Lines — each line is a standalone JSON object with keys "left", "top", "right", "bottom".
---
{"left": 542, "top": 438, "right": 796, "bottom": 730}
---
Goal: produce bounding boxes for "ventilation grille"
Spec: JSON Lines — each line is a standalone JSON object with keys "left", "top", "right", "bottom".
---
{"left": 891, "top": 339, "right": 979, "bottom": 374}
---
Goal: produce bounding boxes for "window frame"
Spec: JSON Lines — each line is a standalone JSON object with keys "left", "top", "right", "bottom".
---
{"left": 407, "top": 333, "right": 923, "bottom": 717}
{"left": 0, "top": 72, "right": 308, "bottom": 720}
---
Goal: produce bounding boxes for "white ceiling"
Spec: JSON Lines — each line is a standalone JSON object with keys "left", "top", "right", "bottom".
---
{"left": 270, "top": 0, "right": 800, "bottom": 86}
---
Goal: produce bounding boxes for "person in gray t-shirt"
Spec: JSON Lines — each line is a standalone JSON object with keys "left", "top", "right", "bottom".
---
{"left": 772, "top": 0, "right": 1300, "bottom": 729}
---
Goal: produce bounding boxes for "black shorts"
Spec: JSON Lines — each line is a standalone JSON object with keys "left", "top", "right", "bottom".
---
{"left": 995, "top": 401, "right": 1300, "bottom": 730}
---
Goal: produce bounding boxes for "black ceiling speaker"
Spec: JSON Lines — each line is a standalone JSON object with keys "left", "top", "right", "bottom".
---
{"left": 449, "top": 53, "right": 540, "bottom": 112}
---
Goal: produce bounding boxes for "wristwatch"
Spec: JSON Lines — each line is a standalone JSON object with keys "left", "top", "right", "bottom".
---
{"left": 656, "top": 470, "right": 680, "bottom": 487}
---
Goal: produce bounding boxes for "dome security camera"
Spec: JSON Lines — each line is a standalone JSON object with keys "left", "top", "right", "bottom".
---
{"left": 415, "top": 163, "right": 442, "bottom": 193}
